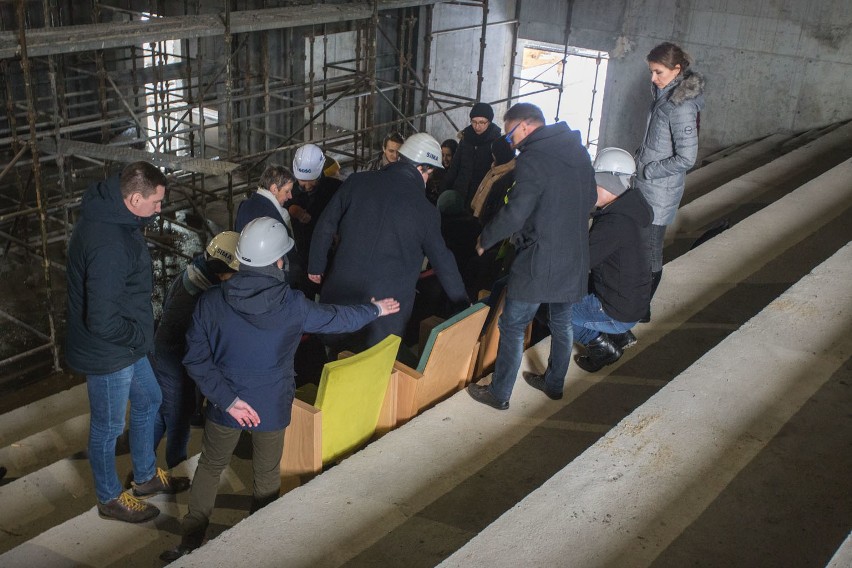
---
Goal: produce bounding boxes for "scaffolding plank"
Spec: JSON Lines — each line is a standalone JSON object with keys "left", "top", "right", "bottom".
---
{"left": 0, "top": 1, "right": 444, "bottom": 59}
{"left": 38, "top": 139, "right": 239, "bottom": 176}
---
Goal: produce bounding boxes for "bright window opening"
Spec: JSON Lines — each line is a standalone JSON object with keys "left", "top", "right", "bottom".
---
{"left": 517, "top": 40, "right": 608, "bottom": 157}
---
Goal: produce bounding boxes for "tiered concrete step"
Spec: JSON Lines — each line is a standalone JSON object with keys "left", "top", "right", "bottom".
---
{"left": 0, "top": 384, "right": 254, "bottom": 556}
{"left": 682, "top": 132, "right": 793, "bottom": 206}
{"left": 777, "top": 119, "right": 849, "bottom": 154}
{"left": 667, "top": 120, "right": 852, "bottom": 258}
{"left": 683, "top": 120, "right": 848, "bottom": 209}
{"left": 0, "top": 384, "right": 91, "bottom": 481}
{"left": 441, "top": 243, "right": 852, "bottom": 568}
{"left": 0, "top": 432, "right": 257, "bottom": 562}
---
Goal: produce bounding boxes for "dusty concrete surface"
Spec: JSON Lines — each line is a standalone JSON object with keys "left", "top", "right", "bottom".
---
{"left": 441, "top": 244, "right": 852, "bottom": 568}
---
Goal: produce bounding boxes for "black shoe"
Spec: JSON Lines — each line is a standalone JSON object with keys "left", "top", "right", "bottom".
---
{"left": 132, "top": 468, "right": 191, "bottom": 498}
{"left": 608, "top": 330, "right": 637, "bottom": 351}
{"left": 159, "top": 544, "right": 195, "bottom": 563}
{"left": 523, "top": 374, "right": 563, "bottom": 400}
{"left": 467, "top": 383, "right": 509, "bottom": 410}
{"left": 160, "top": 529, "right": 205, "bottom": 562}
{"left": 575, "top": 334, "right": 623, "bottom": 373}
{"left": 97, "top": 491, "right": 160, "bottom": 523}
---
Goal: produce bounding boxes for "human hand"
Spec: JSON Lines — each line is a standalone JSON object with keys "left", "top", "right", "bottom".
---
{"left": 308, "top": 273, "right": 323, "bottom": 284}
{"left": 228, "top": 398, "right": 260, "bottom": 428}
{"left": 371, "top": 297, "right": 400, "bottom": 317}
{"left": 475, "top": 237, "right": 485, "bottom": 256}
{"left": 288, "top": 205, "right": 311, "bottom": 224}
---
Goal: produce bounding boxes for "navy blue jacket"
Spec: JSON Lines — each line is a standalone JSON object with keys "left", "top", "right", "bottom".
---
{"left": 480, "top": 122, "right": 597, "bottom": 303}
{"left": 65, "top": 175, "right": 156, "bottom": 375}
{"left": 234, "top": 192, "right": 286, "bottom": 232}
{"left": 589, "top": 188, "right": 653, "bottom": 322}
{"left": 308, "top": 162, "right": 467, "bottom": 346}
{"left": 183, "top": 268, "right": 380, "bottom": 431}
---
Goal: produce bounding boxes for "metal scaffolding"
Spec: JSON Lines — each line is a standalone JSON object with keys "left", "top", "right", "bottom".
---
{"left": 0, "top": 0, "right": 498, "bottom": 385}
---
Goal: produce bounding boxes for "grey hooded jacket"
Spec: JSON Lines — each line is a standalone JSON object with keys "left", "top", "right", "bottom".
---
{"left": 635, "top": 70, "right": 705, "bottom": 226}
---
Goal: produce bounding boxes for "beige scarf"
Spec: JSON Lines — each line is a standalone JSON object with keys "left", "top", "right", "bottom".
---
{"left": 471, "top": 159, "right": 516, "bottom": 218}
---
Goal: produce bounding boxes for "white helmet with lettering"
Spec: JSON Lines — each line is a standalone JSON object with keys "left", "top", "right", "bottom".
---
{"left": 236, "top": 217, "right": 294, "bottom": 267}
{"left": 399, "top": 133, "right": 443, "bottom": 169}
{"left": 293, "top": 143, "right": 325, "bottom": 181}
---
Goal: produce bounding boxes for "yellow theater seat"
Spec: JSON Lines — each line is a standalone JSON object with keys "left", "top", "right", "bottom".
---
{"left": 280, "top": 334, "right": 401, "bottom": 483}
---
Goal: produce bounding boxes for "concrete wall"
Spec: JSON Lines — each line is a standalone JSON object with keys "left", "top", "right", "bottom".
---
{"left": 517, "top": 0, "right": 852, "bottom": 157}
{"left": 424, "top": 0, "right": 517, "bottom": 143}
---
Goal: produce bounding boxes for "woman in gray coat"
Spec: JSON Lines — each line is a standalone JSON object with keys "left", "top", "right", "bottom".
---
{"left": 635, "top": 42, "right": 705, "bottom": 316}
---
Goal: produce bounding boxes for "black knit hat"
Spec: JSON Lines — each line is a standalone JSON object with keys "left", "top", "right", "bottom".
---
{"left": 469, "top": 102, "right": 494, "bottom": 122}
{"left": 491, "top": 137, "right": 514, "bottom": 166}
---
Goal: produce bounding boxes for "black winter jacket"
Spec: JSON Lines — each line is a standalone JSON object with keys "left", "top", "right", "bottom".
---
{"left": 65, "top": 175, "right": 156, "bottom": 375}
{"left": 309, "top": 162, "right": 467, "bottom": 346}
{"left": 480, "top": 122, "right": 596, "bottom": 303}
{"left": 443, "top": 123, "right": 502, "bottom": 207}
{"left": 589, "top": 188, "right": 653, "bottom": 322}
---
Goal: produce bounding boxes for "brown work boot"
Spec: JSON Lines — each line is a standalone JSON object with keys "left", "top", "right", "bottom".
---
{"left": 97, "top": 490, "right": 160, "bottom": 523}
{"left": 132, "top": 467, "right": 190, "bottom": 498}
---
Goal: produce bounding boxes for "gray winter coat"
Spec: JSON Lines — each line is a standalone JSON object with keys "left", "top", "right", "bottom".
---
{"left": 635, "top": 70, "right": 705, "bottom": 226}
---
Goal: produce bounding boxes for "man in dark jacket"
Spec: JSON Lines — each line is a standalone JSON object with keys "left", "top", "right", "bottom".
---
{"left": 161, "top": 217, "right": 400, "bottom": 561}
{"left": 565, "top": 147, "right": 651, "bottom": 374}
{"left": 468, "top": 103, "right": 597, "bottom": 409}
{"left": 443, "top": 102, "right": 503, "bottom": 209}
{"left": 308, "top": 133, "right": 468, "bottom": 354}
{"left": 66, "top": 161, "right": 188, "bottom": 523}
{"left": 285, "top": 143, "right": 342, "bottom": 280}
{"left": 151, "top": 231, "right": 240, "bottom": 470}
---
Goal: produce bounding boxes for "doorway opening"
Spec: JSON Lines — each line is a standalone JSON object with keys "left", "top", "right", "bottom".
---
{"left": 515, "top": 40, "right": 608, "bottom": 157}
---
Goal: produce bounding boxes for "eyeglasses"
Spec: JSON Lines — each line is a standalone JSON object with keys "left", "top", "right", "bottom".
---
{"left": 471, "top": 118, "right": 490, "bottom": 127}
{"left": 504, "top": 122, "right": 522, "bottom": 144}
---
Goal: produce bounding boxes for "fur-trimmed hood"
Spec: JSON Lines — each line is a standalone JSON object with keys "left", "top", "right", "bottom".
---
{"left": 664, "top": 69, "right": 705, "bottom": 106}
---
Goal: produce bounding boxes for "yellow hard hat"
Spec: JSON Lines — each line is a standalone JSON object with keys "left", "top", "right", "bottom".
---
{"left": 323, "top": 155, "right": 341, "bottom": 178}
{"left": 205, "top": 231, "right": 240, "bottom": 271}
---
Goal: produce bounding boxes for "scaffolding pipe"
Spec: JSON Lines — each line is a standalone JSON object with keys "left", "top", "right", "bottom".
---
{"left": 554, "top": 0, "right": 574, "bottom": 122}
{"left": 14, "top": 0, "right": 60, "bottom": 372}
{"left": 475, "top": 0, "right": 488, "bottom": 101}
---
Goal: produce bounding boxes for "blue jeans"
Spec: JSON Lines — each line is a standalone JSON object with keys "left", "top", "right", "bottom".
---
{"left": 86, "top": 356, "right": 162, "bottom": 503}
{"left": 571, "top": 294, "right": 637, "bottom": 345}
{"left": 489, "top": 299, "right": 573, "bottom": 403}
{"left": 151, "top": 346, "right": 195, "bottom": 469}
{"left": 648, "top": 224, "right": 667, "bottom": 272}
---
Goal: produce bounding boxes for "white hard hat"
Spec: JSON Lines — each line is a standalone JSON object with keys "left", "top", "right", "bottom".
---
{"left": 593, "top": 147, "right": 636, "bottom": 196}
{"left": 293, "top": 144, "right": 325, "bottom": 181}
{"left": 399, "top": 133, "right": 443, "bottom": 169}
{"left": 236, "top": 217, "right": 295, "bottom": 267}
{"left": 205, "top": 231, "right": 241, "bottom": 271}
